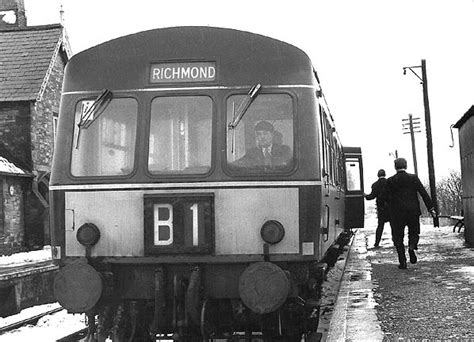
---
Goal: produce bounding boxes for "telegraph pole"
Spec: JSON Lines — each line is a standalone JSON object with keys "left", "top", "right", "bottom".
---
{"left": 421, "top": 60, "right": 438, "bottom": 226}
{"left": 402, "top": 114, "right": 421, "bottom": 175}
{"left": 403, "top": 59, "right": 439, "bottom": 226}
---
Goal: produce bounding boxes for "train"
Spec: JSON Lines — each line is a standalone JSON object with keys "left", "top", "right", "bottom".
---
{"left": 50, "top": 26, "right": 365, "bottom": 341}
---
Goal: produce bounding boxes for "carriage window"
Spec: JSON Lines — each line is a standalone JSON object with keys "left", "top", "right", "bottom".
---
{"left": 345, "top": 159, "right": 361, "bottom": 191}
{"left": 71, "top": 98, "right": 137, "bottom": 177}
{"left": 226, "top": 94, "right": 294, "bottom": 173}
{"left": 148, "top": 96, "right": 212, "bottom": 174}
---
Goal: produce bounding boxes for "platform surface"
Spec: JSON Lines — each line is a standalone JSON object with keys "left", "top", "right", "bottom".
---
{"left": 325, "top": 216, "right": 474, "bottom": 341}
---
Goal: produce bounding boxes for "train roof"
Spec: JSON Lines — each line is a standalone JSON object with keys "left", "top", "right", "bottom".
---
{"left": 63, "top": 26, "right": 317, "bottom": 92}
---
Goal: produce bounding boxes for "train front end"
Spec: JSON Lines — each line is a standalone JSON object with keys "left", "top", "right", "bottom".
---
{"left": 50, "top": 27, "right": 364, "bottom": 340}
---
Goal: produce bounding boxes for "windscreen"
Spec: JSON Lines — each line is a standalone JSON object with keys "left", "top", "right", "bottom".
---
{"left": 71, "top": 98, "right": 138, "bottom": 177}
{"left": 148, "top": 96, "right": 213, "bottom": 174}
{"left": 226, "top": 94, "right": 294, "bottom": 173}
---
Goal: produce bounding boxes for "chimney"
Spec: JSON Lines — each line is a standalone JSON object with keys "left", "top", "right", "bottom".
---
{"left": 0, "top": 0, "right": 27, "bottom": 28}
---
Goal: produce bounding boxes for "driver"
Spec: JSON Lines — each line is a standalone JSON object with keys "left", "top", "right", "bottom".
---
{"left": 233, "top": 121, "right": 292, "bottom": 168}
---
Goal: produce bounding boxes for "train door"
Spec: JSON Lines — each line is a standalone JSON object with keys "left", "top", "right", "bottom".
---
{"left": 343, "top": 147, "right": 365, "bottom": 228}
{"left": 319, "top": 106, "right": 344, "bottom": 257}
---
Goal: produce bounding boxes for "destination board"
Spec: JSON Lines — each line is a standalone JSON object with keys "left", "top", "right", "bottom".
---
{"left": 150, "top": 62, "right": 216, "bottom": 83}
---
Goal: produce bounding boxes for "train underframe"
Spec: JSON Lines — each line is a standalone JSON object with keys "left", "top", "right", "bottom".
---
{"left": 83, "top": 264, "right": 322, "bottom": 341}
{"left": 61, "top": 230, "right": 353, "bottom": 341}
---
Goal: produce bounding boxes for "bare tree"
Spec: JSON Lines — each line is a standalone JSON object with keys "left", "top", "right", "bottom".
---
{"left": 437, "top": 170, "right": 463, "bottom": 216}
{"left": 421, "top": 170, "right": 462, "bottom": 217}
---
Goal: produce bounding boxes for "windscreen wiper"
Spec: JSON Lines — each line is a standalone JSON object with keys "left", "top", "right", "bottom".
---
{"left": 227, "top": 84, "right": 262, "bottom": 130}
{"left": 75, "top": 89, "right": 112, "bottom": 149}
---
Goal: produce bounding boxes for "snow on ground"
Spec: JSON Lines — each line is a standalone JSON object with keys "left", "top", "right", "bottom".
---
{"left": 0, "top": 247, "right": 85, "bottom": 340}
{"left": 0, "top": 214, "right": 471, "bottom": 340}
{"left": 0, "top": 246, "right": 52, "bottom": 267}
{"left": 0, "top": 306, "right": 87, "bottom": 341}
{"left": 364, "top": 214, "right": 474, "bottom": 283}
{"left": 0, "top": 303, "right": 62, "bottom": 328}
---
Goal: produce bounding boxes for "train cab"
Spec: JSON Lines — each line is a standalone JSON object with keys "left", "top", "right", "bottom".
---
{"left": 50, "top": 26, "right": 364, "bottom": 340}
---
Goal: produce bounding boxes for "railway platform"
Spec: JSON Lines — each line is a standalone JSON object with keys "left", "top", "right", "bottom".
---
{"left": 323, "top": 215, "right": 474, "bottom": 341}
{"left": 0, "top": 249, "right": 58, "bottom": 317}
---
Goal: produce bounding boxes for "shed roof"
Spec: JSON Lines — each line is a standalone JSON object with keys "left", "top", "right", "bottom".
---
{"left": 0, "top": 143, "right": 31, "bottom": 177}
{"left": 453, "top": 105, "right": 474, "bottom": 129}
{"left": 0, "top": 24, "right": 65, "bottom": 101}
{"left": 0, "top": 156, "right": 29, "bottom": 176}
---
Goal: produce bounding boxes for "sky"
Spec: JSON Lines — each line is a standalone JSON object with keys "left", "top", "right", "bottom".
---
{"left": 23, "top": 0, "right": 474, "bottom": 189}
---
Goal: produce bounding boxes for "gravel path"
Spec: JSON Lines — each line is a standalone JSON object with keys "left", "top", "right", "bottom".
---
{"left": 365, "top": 218, "right": 474, "bottom": 340}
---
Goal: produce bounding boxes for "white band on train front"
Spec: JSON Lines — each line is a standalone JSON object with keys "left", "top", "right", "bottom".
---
{"left": 50, "top": 180, "right": 323, "bottom": 191}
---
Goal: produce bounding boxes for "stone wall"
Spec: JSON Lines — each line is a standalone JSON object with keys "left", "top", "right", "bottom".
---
{"left": 0, "top": 176, "right": 27, "bottom": 255}
{"left": 0, "top": 0, "right": 27, "bottom": 29}
{"left": 0, "top": 101, "right": 32, "bottom": 170}
{"left": 31, "top": 53, "right": 65, "bottom": 172}
{"left": 0, "top": 45, "right": 66, "bottom": 255}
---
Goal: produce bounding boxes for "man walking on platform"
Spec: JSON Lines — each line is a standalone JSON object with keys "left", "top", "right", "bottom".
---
{"left": 365, "top": 169, "right": 389, "bottom": 248}
{"left": 385, "top": 158, "right": 437, "bottom": 269}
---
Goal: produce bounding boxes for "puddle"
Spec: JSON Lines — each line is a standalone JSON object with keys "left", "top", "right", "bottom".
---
{"left": 348, "top": 290, "right": 371, "bottom": 308}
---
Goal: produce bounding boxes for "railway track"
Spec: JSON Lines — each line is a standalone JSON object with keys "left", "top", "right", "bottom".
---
{"left": 55, "top": 327, "right": 89, "bottom": 341}
{"left": 0, "top": 306, "right": 63, "bottom": 334}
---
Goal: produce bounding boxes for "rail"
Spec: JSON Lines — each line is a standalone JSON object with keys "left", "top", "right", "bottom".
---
{"left": 56, "top": 327, "right": 89, "bottom": 342}
{"left": 0, "top": 307, "right": 63, "bottom": 334}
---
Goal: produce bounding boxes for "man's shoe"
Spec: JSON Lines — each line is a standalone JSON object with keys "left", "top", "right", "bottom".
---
{"left": 409, "top": 249, "right": 417, "bottom": 264}
{"left": 373, "top": 243, "right": 380, "bottom": 248}
{"left": 398, "top": 262, "right": 407, "bottom": 269}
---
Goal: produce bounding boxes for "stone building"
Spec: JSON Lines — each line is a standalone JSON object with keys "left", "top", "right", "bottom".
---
{"left": 0, "top": 0, "right": 70, "bottom": 254}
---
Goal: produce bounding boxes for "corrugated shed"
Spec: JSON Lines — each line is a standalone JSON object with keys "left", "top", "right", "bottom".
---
{"left": 0, "top": 24, "right": 63, "bottom": 101}
{"left": 453, "top": 105, "right": 474, "bottom": 129}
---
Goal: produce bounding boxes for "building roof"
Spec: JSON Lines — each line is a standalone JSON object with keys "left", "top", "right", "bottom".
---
{"left": 0, "top": 142, "right": 31, "bottom": 177}
{"left": 453, "top": 105, "right": 474, "bottom": 129}
{"left": 0, "top": 156, "right": 28, "bottom": 176}
{"left": 0, "top": 24, "right": 66, "bottom": 102}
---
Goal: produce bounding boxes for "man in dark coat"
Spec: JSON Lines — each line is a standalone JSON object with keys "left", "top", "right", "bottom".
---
{"left": 385, "top": 158, "right": 437, "bottom": 269}
{"left": 365, "top": 169, "right": 389, "bottom": 248}
{"left": 233, "top": 121, "right": 292, "bottom": 168}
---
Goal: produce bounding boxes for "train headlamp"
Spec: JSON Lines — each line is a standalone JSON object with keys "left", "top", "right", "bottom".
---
{"left": 76, "top": 223, "right": 101, "bottom": 247}
{"left": 260, "top": 220, "right": 285, "bottom": 245}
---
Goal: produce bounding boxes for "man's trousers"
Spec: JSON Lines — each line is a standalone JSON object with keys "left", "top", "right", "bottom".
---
{"left": 375, "top": 214, "right": 389, "bottom": 246}
{"left": 389, "top": 212, "right": 421, "bottom": 264}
